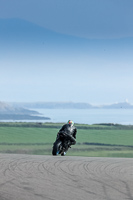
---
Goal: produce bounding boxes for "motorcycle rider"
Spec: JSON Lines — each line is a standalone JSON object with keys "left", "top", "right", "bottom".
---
{"left": 57, "top": 120, "right": 77, "bottom": 155}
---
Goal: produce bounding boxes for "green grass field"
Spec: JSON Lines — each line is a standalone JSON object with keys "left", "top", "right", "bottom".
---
{"left": 0, "top": 122, "right": 133, "bottom": 157}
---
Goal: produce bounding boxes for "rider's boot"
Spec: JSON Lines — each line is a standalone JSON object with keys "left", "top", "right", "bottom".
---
{"left": 61, "top": 152, "right": 66, "bottom": 156}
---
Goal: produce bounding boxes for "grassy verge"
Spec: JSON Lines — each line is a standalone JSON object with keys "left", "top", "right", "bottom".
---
{"left": 0, "top": 122, "right": 133, "bottom": 157}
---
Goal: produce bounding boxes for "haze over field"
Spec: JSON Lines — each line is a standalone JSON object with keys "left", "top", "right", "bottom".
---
{"left": 0, "top": 0, "right": 133, "bottom": 104}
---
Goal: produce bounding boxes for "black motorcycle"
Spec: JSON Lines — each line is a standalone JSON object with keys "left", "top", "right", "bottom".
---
{"left": 52, "top": 131, "right": 71, "bottom": 156}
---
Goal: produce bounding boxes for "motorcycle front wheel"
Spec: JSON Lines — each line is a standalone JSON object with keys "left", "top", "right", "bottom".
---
{"left": 52, "top": 139, "right": 62, "bottom": 156}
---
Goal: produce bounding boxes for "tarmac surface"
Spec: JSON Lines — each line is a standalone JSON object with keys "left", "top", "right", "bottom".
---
{"left": 0, "top": 154, "right": 133, "bottom": 200}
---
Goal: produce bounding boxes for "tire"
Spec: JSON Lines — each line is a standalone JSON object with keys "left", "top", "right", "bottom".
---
{"left": 52, "top": 140, "right": 62, "bottom": 156}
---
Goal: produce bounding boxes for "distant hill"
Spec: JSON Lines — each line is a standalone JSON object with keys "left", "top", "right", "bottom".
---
{"left": 10, "top": 102, "right": 94, "bottom": 109}
{"left": 0, "top": 101, "right": 39, "bottom": 115}
{"left": 10, "top": 101, "right": 133, "bottom": 109}
{"left": 101, "top": 102, "right": 133, "bottom": 109}
{"left": 0, "top": 102, "right": 50, "bottom": 120}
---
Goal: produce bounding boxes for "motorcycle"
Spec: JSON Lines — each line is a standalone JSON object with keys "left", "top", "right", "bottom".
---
{"left": 52, "top": 131, "right": 71, "bottom": 156}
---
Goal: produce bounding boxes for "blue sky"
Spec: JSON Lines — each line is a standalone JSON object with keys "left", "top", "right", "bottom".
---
{"left": 1, "top": 0, "right": 133, "bottom": 39}
{"left": 0, "top": 0, "right": 133, "bottom": 104}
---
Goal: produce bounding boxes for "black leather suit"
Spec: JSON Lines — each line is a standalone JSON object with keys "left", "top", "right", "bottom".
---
{"left": 58, "top": 123, "right": 77, "bottom": 145}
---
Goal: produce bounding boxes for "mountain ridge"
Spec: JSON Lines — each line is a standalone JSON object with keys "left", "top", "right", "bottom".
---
{"left": 0, "top": 101, "right": 132, "bottom": 120}
{"left": 10, "top": 101, "right": 133, "bottom": 109}
{"left": 0, "top": 102, "right": 50, "bottom": 120}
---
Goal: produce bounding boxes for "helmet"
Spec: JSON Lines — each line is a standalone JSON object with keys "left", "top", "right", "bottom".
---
{"left": 68, "top": 120, "right": 74, "bottom": 125}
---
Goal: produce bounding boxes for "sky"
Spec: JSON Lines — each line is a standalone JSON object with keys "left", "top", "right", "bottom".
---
{"left": 0, "top": 0, "right": 133, "bottom": 104}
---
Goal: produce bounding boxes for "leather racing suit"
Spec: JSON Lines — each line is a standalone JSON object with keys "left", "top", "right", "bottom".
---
{"left": 58, "top": 123, "right": 77, "bottom": 146}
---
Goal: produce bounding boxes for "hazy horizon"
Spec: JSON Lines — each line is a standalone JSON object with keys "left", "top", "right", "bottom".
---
{"left": 2, "top": 99, "right": 133, "bottom": 107}
{"left": 0, "top": 0, "right": 133, "bottom": 104}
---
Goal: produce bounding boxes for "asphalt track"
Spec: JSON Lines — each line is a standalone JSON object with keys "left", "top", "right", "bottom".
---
{"left": 0, "top": 154, "right": 133, "bottom": 200}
